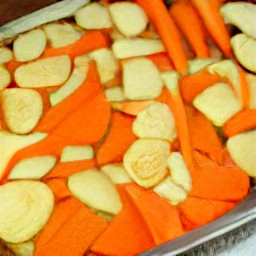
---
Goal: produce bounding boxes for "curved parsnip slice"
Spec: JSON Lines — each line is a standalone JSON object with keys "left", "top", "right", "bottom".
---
{"left": 14, "top": 55, "right": 71, "bottom": 88}
{"left": 123, "top": 139, "right": 169, "bottom": 188}
{"left": 123, "top": 58, "right": 163, "bottom": 100}
{"left": 0, "top": 180, "right": 54, "bottom": 243}
{"left": 231, "top": 33, "right": 256, "bottom": 73}
{"left": 43, "top": 23, "right": 82, "bottom": 48}
{"left": 101, "top": 164, "right": 132, "bottom": 184}
{"left": 75, "top": 3, "right": 112, "bottom": 29}
{"left": 227, "top": 130, "right": 256, "bottom": 177}
{"left": 104, "top": 86, "right": 125, "bottom": 102}
{"left": 133, "top": 102, "right": 177, "bottom": 141}
{"left": 8, "top": 240, "right": 34, "bottom": 256}
{"left": 153, "top": 176, "right": 187, "bottom": 205}
{"left": 13, "top": 29, "right": 46, "bottom": 62}
{"left": 2, "top": 89, "right": 43, "bottom": 134}
{"left": 247, "top": 74, "right": 256, "bottom": 109}
{"left": 60, "top": 145, "right": 94, "bottom": 162}
{"left": 109, "top": 2, "right": 148, "bottom": 37}
{"left": 0, "top": 65, "right": 11, "bottom": 89}
{"left": 8, "top": 156, "right": 57, "bottom": 180}
{"left": 0, "top": 47, "right": 13, "bottom": 63}
{"left": 68, "top": 169, "right": 122, "bottom": 215}
{"left": 167, "top": 152, "right": 192, "bottom": 192}
{"left": 188, "top": 58, "right": 218, "bottom": 74}
{"left": 193, "top": 82, "right": 242, "bottom": 126}
{"left": 112, "top": 38, "right": 165, "bottom": 59}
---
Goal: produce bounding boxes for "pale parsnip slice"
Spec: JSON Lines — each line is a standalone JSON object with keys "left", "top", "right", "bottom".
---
{"left": 101, "top": 164, "right": 132, "bottom": 184}
{"left": 8, "top": 156, "right": 57, "bottom": 180}
{"left": 8, "top": 240, "right": 34, "bottom": 256}
{"left": 50, "top": 65, "right": 88, "bottom": 106}
{"left": 247, "top": 74, "right": 256, "bottom": 109}
{"left": 153, "top": 176, "right": 187, "bottom": 205}
{"left": 104, "top": 86, "right": 125, "bottom": 102}
{"left": 123, "top": 58, "right": 163, "bottom": 100}
{"left": 227, "top": 130, "right": 256, "bottom": 177}
{"left": 221, "top": 2, "right": 256, "bottom": 39}
{"left": 74, "top": 54, "right": 91, "bottom": 67}
{"left": 193, "top": 82, "right": 242, "bottom": 126}
{"left": 188, "top": 58, "right": 218, "bottom": 74}
{"left": 133, "top": 102, "right": 177, "bottom": 142}
{"left": 0, "top": 180, "right": 54, "bottom": 243}
{"left": 0, "top": 47, "right": 13, "bottom": 63}
{"left": 2, "top": 89, "right": 43, "bottom": 134}
{"left": 13, "top": 29, "right": 46, "bottom": 62}
{"left": 43, "top": 23, "right": 82, "bottom": 48}
{"left": 112, "top": 38, "right": 165, "bottom": 59}
{"left": 231, "top": 33, "right": 256, "bottom": 73}
{"left": 68, "top": 169, "right": 122, "bottom": 215}
{"left": 60, "top": 145, "right": 94, "bottom": 162}
{"left": 167, "top": 152, "right": 192, "bottom": 192}
{"left": 109, "top": 2, "right": 148, "bottom": 37}
{"left": 14, "top": 55, "right": 71, "bottom": 88}
{"left": 0, "top": 131, "right": 47, "bottom": 179}
{"left": 123, "top": 139, "right": 169, "bottom": 188}
{"left": 161, "top": 71, "right": 180, "bottom": 92}
{"left": 75, "top": 3, "right": 112, "bottom": 29}
{"left": 0, "top": 65, "right": 11, "bottom": 89}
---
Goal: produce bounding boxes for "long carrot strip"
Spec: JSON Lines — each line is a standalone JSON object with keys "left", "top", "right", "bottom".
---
{"left": 238, "top": 66, "right": 250, "bottom": 109}
{"left": 193, "top": 150, "right": 218, "bottom": 168}
{"left": 170, "top": 0, "right": 210, "bottom": 57}
{"left": 147, "top": 52, "right": 174, "bottom": 71}
{"left": 135, "top": 0, "right": 188, "bottom": 72}
{"left": 223, "top": 109, "right": 256, "bottom": 137}
{"left": 190, "top": 0, "right": 232, "bottom": 57}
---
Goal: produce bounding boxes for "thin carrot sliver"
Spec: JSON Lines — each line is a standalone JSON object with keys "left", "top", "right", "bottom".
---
{"left": 238, "top": 66, "right": 250, "bottom": 109}
{"left": 193, "top": 150, "right": 218, "bottom": 168}
{"left": 170, "top": 0, "right": 210, "bottom": 57}
{"left": 135, "top": 0, "right": 188, "bottom": 72}
{"left": 147, "top": 52, "right": 174, "bottom": 72}
{"left": 190, "top": 0, "right": 232, "bottom": 57}
{"left": 223, "top": 109, "right": 256, "bottom": 137}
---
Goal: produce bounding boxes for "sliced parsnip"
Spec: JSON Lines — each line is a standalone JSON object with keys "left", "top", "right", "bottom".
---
{"left": 153, "top": 176, "right": 187, "bottom": 205}
{"left": 123, "top": 58, "right": 163, "bottom": 100}
{"left": 0, "top": 180, "right": 54, "bottom": 243}
{"left": 75, "top": 3, "right": 112, "bottom": 29}
{"left": 74, "top": 54, "right": 91, "bottom": 67}
{"left": 68, "top": 169, "right": 122, "bottom": 215}
{"left": 227, "top": 130, "right": 256, "bottom": 177}
{"left": 0, "top": 47, "right": 13, "bottom": 63}
{"left": 193, "top": 82, "right": 242, "bottom": 126}
{"left": 13, "top": 29, "right": 46, "bottom": 62}
{"left": 247, "top": 74, "right": 256, "bottom": 109}
{"left": 112, "top": 38, "right": 165, "bottom": 59}
{"left": 104, "top": 86, "right": 125, "bottom": 102}
{"left": 101, "top": 164, "right": 132, "bottom": 184}
{"left": 167, "top": 152, "right": 192, "bottom": 192}
{"left": 109, "top": 2, "right": 148, "bottom": 37}
{"left": 2, "top": 89, "right": 43, "bottom": 134}
{"left": 231, "top": 33, "right": 256, "bottom": 73}
{"left": 0, "top": 131, "right": 47, "bottom": 180}
{"left": 123, "top": 139, "right": 169, "bottom": 188}
{"left": 7, "top": 240, "right": 34, "bottom": 256}
{"left": 96, "top": 211, "right": 114, "bottom": 222}
{"left": 161, "top": 71, "right": 180, "bottom": 92}
{"left": 50, "top": 65, "right": 88, "bottom": 106}
{"left": 14, "top": 55, "right": 71, "bottom": 88}
{"left": 133, "top": 102, "right": 177, "bottom": 141}
{"left": 8, "top": 156, "right": 57, "bottom": 180}
{"left": 221, "top": 2, "right": 256, "bottom": 39}
{"left": 43, "top": 23, "right": 82, "bottom": 48}
{"left": 0, "top": 65, "right": 11, "bottom": 89}
{"left": 60, "top": 145, "right": 94, "bottom": 162}
{"left": 188, "top": 58, "right": 218, "bottom": 74}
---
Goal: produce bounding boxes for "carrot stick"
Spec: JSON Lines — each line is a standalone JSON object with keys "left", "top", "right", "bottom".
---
{"left": 91, "top": 185, "right": 155, "bottom": 256}
{"left": 35, "top": 197, "right": 108, "bottom": 256}
{"left": 190, "top": 0, "right": 232, "bottom": 57}
{"left": 147, "top": 52, "right": 174, "bottom": 71}
{"left": 96, "top": 112, "right": 137, "bottom": 166}
{"left": 170, "top": 0, "right": 210, "bottom": 57}
{"left": 135, "top": 0, "right": 188, "bottom": 72}
{"left": 193, "top": 150, "right": 218, "bottom": 168}
{"left": 238, "top": 66, "right": 250, "bottom": 109}
{"left": 223, "top": 109, "right": 256, "bottom": 137}
{"left": 124, "top": 183, "right": 184, "bottom": 244}
{"left": 179, "top": 71, "right": 224, "bottom": 103}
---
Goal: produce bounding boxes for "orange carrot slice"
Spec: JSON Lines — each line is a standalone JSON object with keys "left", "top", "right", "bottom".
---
{"left": 170, "top": 0, "right": 210, "bottom": 57}
{"left": 147, "top": 52, "right": 174, "bottom": 71}
{"left": 193, "top": 150, "right": 218, "bottom": 168}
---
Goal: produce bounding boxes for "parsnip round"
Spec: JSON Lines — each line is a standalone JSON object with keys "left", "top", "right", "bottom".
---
{"left": 0, "top": 181, "right": 54, "bottom": 243}
{"left": 0, "top": 47, "right": 13, "bottom": 63}
{"left": 0, "top": 65, "right": 11, "bottom": 89}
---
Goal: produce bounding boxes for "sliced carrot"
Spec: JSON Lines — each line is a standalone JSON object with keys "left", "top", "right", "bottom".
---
{"left": 170, "top": 0, "right": 210, "bottom": 57}
{"left": 193, "top": 150, "right": 218, "bottom": 168}
{"left": 190, "top": 0, "right": 232, "bottom": 57}
{"left": 178, "top": 196, "right": 235, "bottom": 228}
{"left": 124, "top": 183, "right": 184, "bottom": 245}
{"left": 135, "top": 0, "right": 188, "bottom": 72}
{"left": 179, "top": 71, "right": 224, "bottom": 103}
{"left": 96, "top": 112, "right": 137, "bottom": 166}
{"left": 35, "top": 197, "right": 108, "bottom": 256}
{"left": 5, "top": 59, "right": 22, "bottom": 74}
{"left": 91, "top": 185, "right": 155, "bottom": 256}
{"left": 147, "top": 52, "right": 174, "bottom": 72}
{"left": 238, "top": 65, "right": 250, "bottom": 109}
{"left": 223, "top": 109, "right": 256, "bottom": 137}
